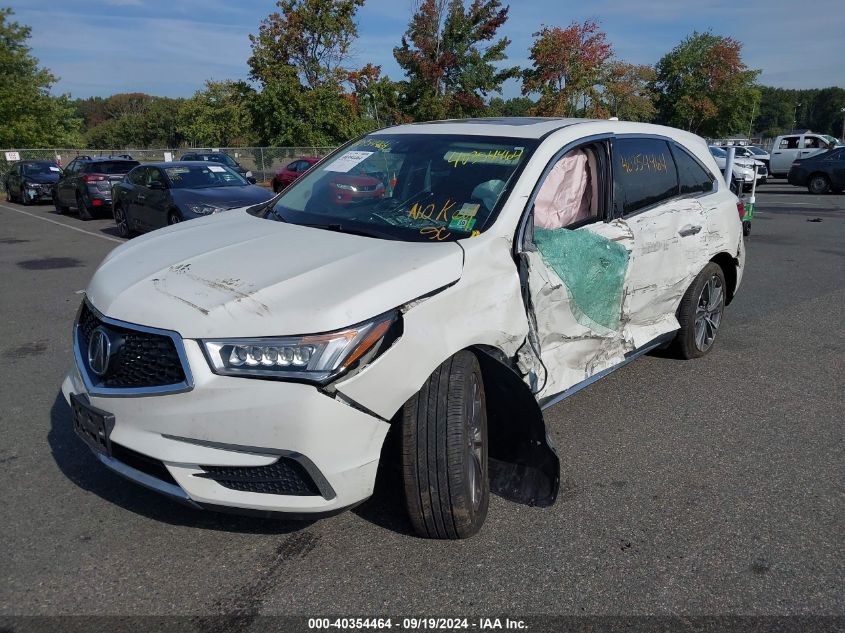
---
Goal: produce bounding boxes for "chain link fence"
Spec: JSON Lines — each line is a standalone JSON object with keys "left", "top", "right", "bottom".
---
{"left": 0, "top": 146, "right": 338, "bottom": 190}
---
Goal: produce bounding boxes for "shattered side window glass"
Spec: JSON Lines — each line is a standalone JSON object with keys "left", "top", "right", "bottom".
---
{"left": 613, "top": 137, "right": 679, "bottom": 215}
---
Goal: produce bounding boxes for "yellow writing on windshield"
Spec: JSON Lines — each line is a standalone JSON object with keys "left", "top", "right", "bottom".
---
{"left": 445, "top": 147, "right": 524, "bottom": 168}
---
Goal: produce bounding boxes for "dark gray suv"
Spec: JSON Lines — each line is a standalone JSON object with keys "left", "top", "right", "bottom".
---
{"left": 54, "top": 156, "right": 140, "bottom": 220}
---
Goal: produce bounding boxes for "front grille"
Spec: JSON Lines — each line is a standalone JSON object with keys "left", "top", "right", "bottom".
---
{"left": 77, "top": 302, "right": 187, "bottom": 389}
{"left": 111, "top": 442, "right": 179, "bottom": 486}
{"left": 195, "top": 459, "right": 322, "bottom": 496}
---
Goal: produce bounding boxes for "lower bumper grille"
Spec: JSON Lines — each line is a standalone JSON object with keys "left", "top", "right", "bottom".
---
{"left": 110, "top": 443, "right": 179, "bottom": 487}
{"left": 196, "top": 459, "right": 322, "bottom": 496}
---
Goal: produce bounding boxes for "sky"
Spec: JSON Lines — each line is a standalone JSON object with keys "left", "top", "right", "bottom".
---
{"left": 8, "top": 0, "right": 845, "bottom": 99}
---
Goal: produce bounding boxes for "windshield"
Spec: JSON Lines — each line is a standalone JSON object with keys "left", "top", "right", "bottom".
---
{"left": 195, "top": 153, "right": 238, "bottom": 167}
{"left": 90, "top": 161, "right": 139, "bottom": 174}
{"left": 165, "top": 164, "right": 248, "bottom": 189}
{"left": 709, "top": 147, "right": 727, "bottom": 158}
{"left": 821, "top": 135, "right": 843, "bottom": 147}
{"left": 260, "top": 133, "right": 536, "bottom": 242}
{"left": 747, "top": 146, "right": 768, "bottom": 155}
{"left": 23, "top": 162, "right": 59, "bottom": 175}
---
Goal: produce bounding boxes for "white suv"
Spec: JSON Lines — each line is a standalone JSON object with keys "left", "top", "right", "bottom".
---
{"left": 64, "top": 118, "right": 745, "bottom": 539}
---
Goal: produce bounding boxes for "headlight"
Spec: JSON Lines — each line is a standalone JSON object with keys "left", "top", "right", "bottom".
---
{"left": 186, "top": 203, "right": 225, "bottom": 215}
{"left": 202, "top": 312, "right": 398, "bottom": 383}
{"left": 245, "top": 170, "right": 253, "bottom": 178}
{"left": 334, "top": 182, "right": 358, "bottom": 191}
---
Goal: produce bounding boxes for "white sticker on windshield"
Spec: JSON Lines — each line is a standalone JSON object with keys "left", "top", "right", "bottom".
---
{"left": 49, "top": 166, "right": 61, "bottom": 172}
{"left": 207, "top": 165, "right": 226, "bottom": 173}
{"left": 325, "top": 151, "right": 373, "bottom": 173}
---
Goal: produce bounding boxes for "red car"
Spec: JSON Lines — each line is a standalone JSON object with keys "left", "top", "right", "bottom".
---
{"left": 272, "top": 156, "right": 320, "bottom": 192}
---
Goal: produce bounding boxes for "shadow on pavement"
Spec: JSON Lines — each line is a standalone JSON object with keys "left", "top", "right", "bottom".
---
{"left": 47, "top": 391, "right": 313, "bottom": 535}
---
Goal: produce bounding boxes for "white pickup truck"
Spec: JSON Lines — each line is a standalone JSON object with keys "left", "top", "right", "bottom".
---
{"left": 769, "top": 132, "right": 842, "bottom": 177}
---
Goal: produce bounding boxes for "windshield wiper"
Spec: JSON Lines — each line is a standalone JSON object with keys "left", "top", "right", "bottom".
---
{"left": 303, "top": 222, "right": 391, "bottom": 240}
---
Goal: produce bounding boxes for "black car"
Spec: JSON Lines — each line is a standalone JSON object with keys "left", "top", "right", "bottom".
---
{"left": 787, "top": 148, "right": 845, "bottom": 194}
{"left": 111, "top": 161, "right": 274, "bottom": 237}
{"left": 179, "top": 151, "right": 256, "bottom": 183}
{"left": 54, "top": 156, "right": 140, "bottom": 220}
{"left": 4, "top": 160, "right": 62, "bottom": 205}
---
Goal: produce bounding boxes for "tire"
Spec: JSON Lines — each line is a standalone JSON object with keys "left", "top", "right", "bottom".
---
{"left": 272, "top": 180, "right": 280, "bottom": 193}
{"left": 401, "top": 351, "right": 489, "bottom": 540}
{"left": 670, "top": 262, "right": 727, "bottom": 360}
{"left": 20, "top": 187, "right": 31, "bottom": 206}
{"left": 113, "top": 204, "right": 134, "bottom": 238}
{"left": 167, "top": 210, "right": 182, "bottom": 225}
{"left": 54, "top": 191, "right": 68, "bottom": 215}
{"left": 76, "top": 192, "right": 93, "bottom": 221}
{"left": 4, "top": 184, "right": 10, "bottom": 203}
{"left": 743, "top": 220, "right": 751, "bottom": 237}
{"left": 808, "top": 174, "right": 830, "bottom": 195}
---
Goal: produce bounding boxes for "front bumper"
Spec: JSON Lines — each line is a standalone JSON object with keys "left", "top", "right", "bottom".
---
{"left": 23, "top": 184, "right": 54, "bottom": 201}
{"left": 62, "top": 336, "right": 390, "bottom": 516}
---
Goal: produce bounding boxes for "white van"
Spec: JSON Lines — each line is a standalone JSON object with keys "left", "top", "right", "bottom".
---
{"left": 770, "top": 132, "right": 841, "bottom": 177}
{"left": 64, "top": 118, "right": 745, "bottom": 539}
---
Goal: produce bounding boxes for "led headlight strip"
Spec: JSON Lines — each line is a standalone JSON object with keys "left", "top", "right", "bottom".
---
{"left": 202, "top": 312, "right": 396, "bottom": 384}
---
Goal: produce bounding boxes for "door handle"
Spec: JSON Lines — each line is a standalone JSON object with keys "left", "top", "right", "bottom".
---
{"left": 678, "top": 225, "right": 702, "bottom": 237}
{"left": 773, "top": 152, "right": 782, "bottom": 155}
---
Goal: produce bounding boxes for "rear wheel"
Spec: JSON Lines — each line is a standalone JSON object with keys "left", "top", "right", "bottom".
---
{"left": 76, "top": 192, "right": 93, "bottom": 221}
{"left": 4, "top": 184, "right": 11, "bottom": 203}
{"left": 742, "top": 220, "right": 751, "bottom": 237}
{"left": 167, "top": 210, "right": 182, "bottom": 225}
{"left": 808, "top": 174, "right": 830, "bottom": 194}
{"left": 54, "top": 191, "right": 68, "bottom": 215}
{"left": 671, "top": 263, "right": 727, "bottom": 359}
{"left": 401, "top": 351, "right": 489, "bottom": 539}
{"left": 20, "top": 187, "right": 32, "bottom": 206}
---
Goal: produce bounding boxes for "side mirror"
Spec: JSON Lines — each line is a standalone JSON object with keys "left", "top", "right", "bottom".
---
{"left": 247, "top": 176, "right": 257, "bottom": 184}
{"left": 148, "top": 180, "right": 166, "bottom": 190}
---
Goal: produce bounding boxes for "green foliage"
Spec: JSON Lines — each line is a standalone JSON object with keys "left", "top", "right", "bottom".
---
{"left": 600, "top": 62, "right": 656, "bottom": 122}
{"left": 0, "top": 8, "right": 82, "bottom": 147}
{"left": 652, "top": 31, "right": 760, "bottom": 137}
{"left": 80, "top": 93, "right": 183, "bottom": 148}
{"left": 487, "top": 96, "right": 535, "bottom": 117}
{"left": 756, "top": 86, "right": 845, "bottom": 138}
{"left": 394, "top": 0, "right": 518, "bottom": 120}
{"left": 177, "top": 80, "right": 257, "bottom": 147}
{"left": 249, "top": 0, "right": 364, "bottom": 89}
{"left": 523, "top": 21, "right": 613, "bottom": 117}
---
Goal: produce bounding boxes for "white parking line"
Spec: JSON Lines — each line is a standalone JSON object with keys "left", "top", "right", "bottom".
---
{"left": 0, "top": 203, "right": 124, "bottom": 244}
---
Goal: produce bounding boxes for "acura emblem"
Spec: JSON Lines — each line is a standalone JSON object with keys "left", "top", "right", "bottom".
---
{"left": 87, "top": 326, "right": 112, "bottom": 377}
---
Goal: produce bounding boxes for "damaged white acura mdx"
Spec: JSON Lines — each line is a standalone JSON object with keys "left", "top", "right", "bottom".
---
{"left": 64, "top": 118, "right": 745, "bottom": 539}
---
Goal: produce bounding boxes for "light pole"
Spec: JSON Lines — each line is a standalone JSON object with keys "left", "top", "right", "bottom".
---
{"left": 841, "top": 107, "right": 845, "bottom": 141}
{"left": 793, "top": 102, "right": 801, "bottom": 131}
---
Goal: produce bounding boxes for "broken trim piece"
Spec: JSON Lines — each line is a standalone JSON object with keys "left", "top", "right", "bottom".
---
{"left": 539, "top": 331, "right": 676, "bottom": 410}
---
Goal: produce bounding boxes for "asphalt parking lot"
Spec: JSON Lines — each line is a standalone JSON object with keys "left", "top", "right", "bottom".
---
{"left": 0, "top": 181, "right": 842, "bottom": 625}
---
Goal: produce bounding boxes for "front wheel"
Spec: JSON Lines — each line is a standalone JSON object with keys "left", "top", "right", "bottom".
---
{"left": 113, "top": 204, "right": 133, "bottom": 238}
{"left": 671, "top": 263, "right": 727, "bottom": 359}
{"left": 167, "top": 210, "right": 182, "bottom": 225}
{"left": 76, "top": 193, "right": 93, "bottom": 220}
{"left": 20, "top": 187, "right": 32, "bottom": 206}
{"left": 808, "top": 174, "right": 830, "bottom": 195}
{"left": 401, "top": 351, "right": 489, "bottom": 539}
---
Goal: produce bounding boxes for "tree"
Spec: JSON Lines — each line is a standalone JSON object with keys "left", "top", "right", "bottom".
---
{"left": 487, "top": 96, "right": 534, "bottom": 117}
{"left": 346, "top": 63, "right": 409, "bottom": 128}
{"left": 177, "top": 80, "right": 257, "bottom": 147}
{"left": 248, "top": 0, "right": 370, "bottom": 146}
{"left": 249, "top": 0, "right": 364, "bottom": 89}
{"left": 394, "top": 0, "right": 518, "bottom": 120}
{"left": 522, "top": 21, "right": 613, "bottom": 117}
{"left": 82, "top": 94, "right": 183, "bottom": 148}
{"left": 652, "top": 31, "right": 760, "bottom": 137}
{"left": 601, "top": 62, "right": 656, "bottom": 122}
{"left": 0, "top": 8, "right": 81, "bottom": 147}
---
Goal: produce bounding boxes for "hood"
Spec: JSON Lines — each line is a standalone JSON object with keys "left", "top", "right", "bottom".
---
{"left": 86, "top": 210, "right": 464, "bottom": 338}
{"left": 171, "top": 185, "right": 273, "bottom": 209}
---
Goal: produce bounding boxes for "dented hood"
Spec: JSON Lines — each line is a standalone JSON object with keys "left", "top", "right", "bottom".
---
{"left": 87, "top": 210, "right": 464, "bottom": 338}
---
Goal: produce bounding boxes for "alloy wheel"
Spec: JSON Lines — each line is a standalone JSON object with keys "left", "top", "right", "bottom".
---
{"left": 466, "top": 373, "right": 484, "bottom": 512}
{"left": 694, "top": 274, "right": 724, "bottom": 352}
